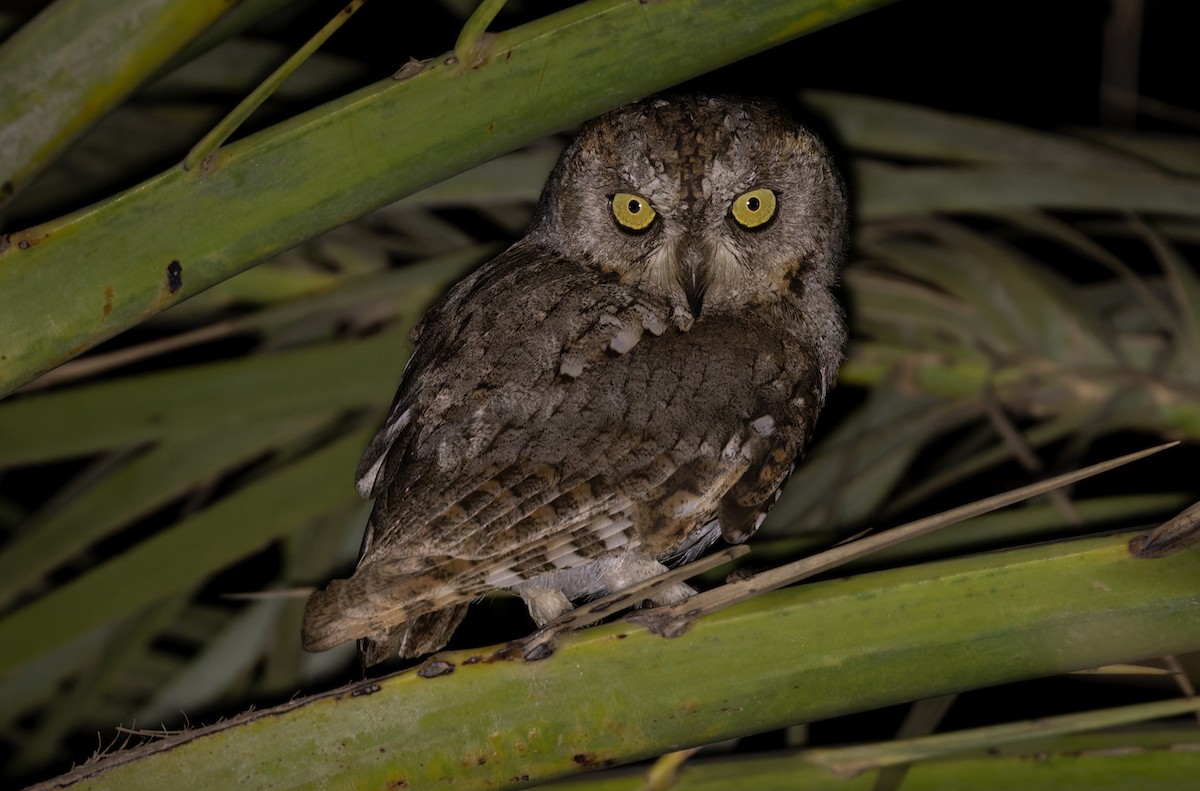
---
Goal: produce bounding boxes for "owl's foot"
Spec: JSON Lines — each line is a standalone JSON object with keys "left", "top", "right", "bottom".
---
{"left": 648, "top": 581, "right": 696, "bottom": 606}
{"left": 515, "top": 586, "right": 574, "bottom": 627}
{"left": 511, "top": 545, "right": 750, "bottom": 660}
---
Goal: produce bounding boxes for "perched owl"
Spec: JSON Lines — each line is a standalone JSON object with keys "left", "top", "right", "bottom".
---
{"left": 302, "top": 95, "right": 848, "bottom": 665}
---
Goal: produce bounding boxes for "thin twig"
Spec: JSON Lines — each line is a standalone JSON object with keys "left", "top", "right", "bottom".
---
{"left": 454, "top": 0, "right": 508, "bottom": 66}
{"left": 633, "top": 442, "right": 1179, "bottom": 637}
{"left": 982, "top": 383, "right": 1081, "bottom": 524}
{"left": 184, "top": 0, "right": 370, "bottom": 170}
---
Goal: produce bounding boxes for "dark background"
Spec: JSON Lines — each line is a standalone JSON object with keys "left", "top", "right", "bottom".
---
{"left": 312, "top": 0, "right": 1198, "bottom": 131}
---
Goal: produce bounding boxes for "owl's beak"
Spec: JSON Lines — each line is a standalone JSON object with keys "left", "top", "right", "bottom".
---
{"left": 676, "top": 237, "right": 712, "bottom": 319}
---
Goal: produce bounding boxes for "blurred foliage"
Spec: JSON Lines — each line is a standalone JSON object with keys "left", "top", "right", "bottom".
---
{"left": 533, "top": 729, "right": 1200, "bottom": 791}
{"left": 1, "top": 0, "right": 1199, "bottom": 788}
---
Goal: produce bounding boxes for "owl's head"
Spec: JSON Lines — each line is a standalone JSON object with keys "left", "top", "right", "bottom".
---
{"left": 527, "top": 95, "right": 847, "bottom": 322}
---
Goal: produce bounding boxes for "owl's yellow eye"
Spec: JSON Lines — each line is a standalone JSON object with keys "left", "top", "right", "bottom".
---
{"left": 611, "top": 192, "right": 657, "bottom": 232}
{"left": 730, "top": 188, "right": 777, "bottom": 229}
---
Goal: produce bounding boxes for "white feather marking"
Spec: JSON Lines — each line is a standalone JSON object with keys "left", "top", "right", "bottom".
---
{"left": 550, "top": 546, "right": 587, "bottom": 569}
{"left": 485, "top": 566, "right": 522, "bottom": 588}
{"left": 559, "top": 357, "right": 585, "bottom": 378}
{"left": 750, "top": 415, "right": 776, "bottom": 437}
{"left": 355, "top": 407, "right": 411, "bottom": 498}
{"left": 599, "top": 515, "right": 634, "bottom": 549}
{"left": 356, "top": 457, "right": 387, "bottom": 499}
{"left": 609, "top": 321, "right": 644, "bottom": 354}
{"left": 633, "top": 304, "right": 667, "bottom": 336}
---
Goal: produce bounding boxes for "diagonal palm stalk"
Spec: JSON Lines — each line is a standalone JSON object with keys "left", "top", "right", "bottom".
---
{"left": 0, "top": 0, "right": 896, "bottom": 396}
{"left": 27, "top": 524, "right": 1200, "bottom": 790}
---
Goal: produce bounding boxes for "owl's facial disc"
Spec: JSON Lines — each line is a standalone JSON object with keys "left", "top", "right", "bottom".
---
{"left": 669, "top": 186, "right": 780, "bottom": 319}
{"left": 531, "top": 95, "right": 847, "bottom": 322}
{"left": 625, "top": 189, "right": 779, "bottom": 320}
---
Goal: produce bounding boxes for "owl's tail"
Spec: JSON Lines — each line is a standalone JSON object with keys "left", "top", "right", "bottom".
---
{"left": 300, "top": 555, "right": 476, "bottom": 658}
{"left": 358, "top": 605, "right": 470, "bottom": 666}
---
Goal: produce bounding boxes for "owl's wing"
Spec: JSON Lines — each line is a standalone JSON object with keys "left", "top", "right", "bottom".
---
{"left": 716, "top": 347, "right": 830, "bottom": 544}
{"left": 359, "top": 254, "right": 692, "bottom": 567}
{"left": 303, "top": 247, "right": 698, "bottom": 649}
{"left": 303, "top": 245, "right": 826, "bottom": 653}
{"left": 351, "top": 242, "right": 655, "bottom": 502}
{"left": 716, "top": 413, "right": 812, "bottom": 545}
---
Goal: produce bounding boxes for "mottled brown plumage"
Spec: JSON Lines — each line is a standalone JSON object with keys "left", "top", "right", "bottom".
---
{"left": 301, "top": 95, "right": 848, "bottom": 665}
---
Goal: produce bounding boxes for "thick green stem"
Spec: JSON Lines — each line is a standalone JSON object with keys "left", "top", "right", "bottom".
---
{"left": 0, "top": 0, "right": 895, "bottom": 397}
{"left": 29, "top": 532, "right": 1200, "bottom": 790}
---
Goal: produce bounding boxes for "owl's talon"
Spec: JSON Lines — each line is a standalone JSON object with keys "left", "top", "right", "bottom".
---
{"left": 627, "top": 606, "right": 696, "bottom": 639}
{"left": 515, "top": 628, "right": 558, "bottom": 661}
{"left": 521, "top": 639, "right": 556, "bottom": 661}
{"left": 513, "top": 585, "right": 574, "bottom": 627}
{"left": 648, "top": 581, "right": 696, "bottom": 607}
{"left": 416, "top": 659, "right": 456, "bottom": 678}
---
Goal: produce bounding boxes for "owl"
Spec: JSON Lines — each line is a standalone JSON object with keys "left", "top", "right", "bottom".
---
{"left": 301, "top": 95, "right": 848, "bottom": 666}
